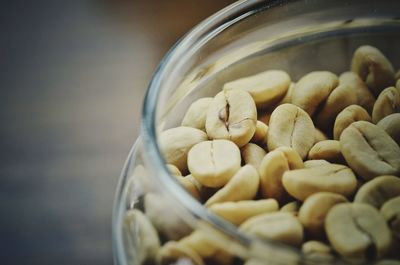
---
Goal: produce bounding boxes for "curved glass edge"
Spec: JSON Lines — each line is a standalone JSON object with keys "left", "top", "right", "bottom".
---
{"left": 112, "top": 140, "right": 139, "bottom": 265}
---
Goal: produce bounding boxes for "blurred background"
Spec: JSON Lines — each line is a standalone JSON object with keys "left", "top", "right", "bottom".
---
{"left": 0, "top": 0, "right": 234, "bottom": 264}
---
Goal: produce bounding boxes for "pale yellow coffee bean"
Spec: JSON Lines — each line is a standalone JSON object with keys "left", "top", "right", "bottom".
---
{"left": 160, "top": 126, "right": 208, "bottom": 173}
{"left": 206, "top": 89, "right": 257, "bottom": 147}
{"left": 303, "top": 159, "right": 330, "bottom": 168}
{"left": 372, "top": 86, "right": 400, "bottom": 123}
{"left": 243, "top": 259, "right": 263, "bottom": 265}
{"left": 280, "top": 201, "right": 301, "bottom": 213}
{"left": 397, "top": 79, "right": 400, "bottom": 89}
{"left": 251, "top": 121, "right": 268, "bottom": 145}
{"left": 188, "top": 140, "right": 241, "bottom": 188}
{"left": 333, "top": 104, "right": 371, "bottom": 140}
{"left": 240, "top": 143, "right": 267, "bottom": 169}
{"left": 302, "top": 240, "right": 332, "bottom": 254}
{"left": 292, "top": 71, "right": 338, "bottom": 116}
{"left": 351, "top": 45, "right": 395, "bottom": 96}
{"left": 205, "top": 165, "right": 259, "bottom": 206}
{"left": 325, "top": 203, "right": 392, "bottom": 260}
{"left": 129, "top": 165, "right": 153, "bottom": 195}
{"left": 144, "top": 194, "right": 192, "bottom": 240}
{"left": 181, "top": 97, "right": 213, "bottom": 130}
{"left": 314, "top": 128, "right": 328, "bottom": 143}
{"left": 267, "top": 103, "right": 315, "bottom": 159}
{"left": 308, "top": 140, "right": 345, "bottom": 164}
{"left": 298, "top": 192, "right": 347, "bottom": 237}
{"left": 315, "top": 84, "right": 358, "bottom": 131}
{"left": 240, "top": 212, "right": 304, "bottom": 246}
{"left": 174, "top": 175, "right": 201, "bottom": 200}
{"left": 381, "top": 196, "right": 400, "bottom": 239}
{"left": 282, "top": 163, "right": 357, "bottom": 201}
{"left": 354, "top": 175, "right": 400, "bottom": 209}
{"left": 375, "top": 260, "right": 400, "bottom": 265}
{"left": 180, "top": 231, "right": 221, "bottom": 258}
{"left": 223, "top": 70, "right": 291, "bottom": 108}
{"left": 179, "top": 230, "right": 233, "bottom": 265}
{"left": 157, "top": 241, "right": 204, "bottom": 265}
{"left": 302, "top": 240, "right": 334, "bottom": 261}
{"left": 124, "top": 209, "right": 160, "bottom": 265}
{"left": 209, "top": 199, "right": 279, "bottom": 225}
{"left": 259, "top": 146, "right": 303, "bottom": 202}
{"left": 377, "top": 113, "right": 400, "bottom": 145}
{"left": 339, "top": 71, "right": 376, "bottom": 113}
{"left": 166, "top": 164, "right": 182, "bottom": 176}
{"left": 340, "top": 121, "right": 400, "bottom": 180}
{"left": 279, "top": 82, "right": 296, "bottom": 105}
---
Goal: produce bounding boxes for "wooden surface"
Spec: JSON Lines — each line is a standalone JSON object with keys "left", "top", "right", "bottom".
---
{"left": 0, "top": 1, "right": 233, "bottom": 264}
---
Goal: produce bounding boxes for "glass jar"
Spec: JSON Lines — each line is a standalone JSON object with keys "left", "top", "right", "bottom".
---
{"left": 112, "top": 1, "right": 400, "bottom": 264}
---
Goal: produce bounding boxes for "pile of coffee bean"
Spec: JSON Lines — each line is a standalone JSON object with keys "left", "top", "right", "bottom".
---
{"left": 126, "top": 45, "right": 400, "bottom": 265}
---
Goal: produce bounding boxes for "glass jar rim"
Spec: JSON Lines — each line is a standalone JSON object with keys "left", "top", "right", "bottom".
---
{"left": 136, "top": 0, "right": 400, "bottom": 263}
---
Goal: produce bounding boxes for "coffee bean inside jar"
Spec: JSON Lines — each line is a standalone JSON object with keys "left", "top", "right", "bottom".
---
{"left": 130, "top": 44, "right": 400, "bottom": 265}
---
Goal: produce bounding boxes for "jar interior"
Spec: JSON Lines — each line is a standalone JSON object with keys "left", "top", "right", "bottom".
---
{"left": 116, "top": 1, "right": 400, "bottom": 265}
